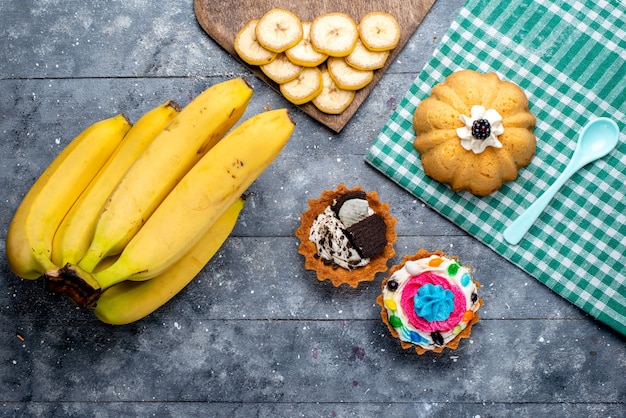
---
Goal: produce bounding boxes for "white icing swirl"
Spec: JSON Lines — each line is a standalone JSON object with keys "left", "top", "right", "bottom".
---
{"left": 456, "top": 105, "right": 504, "bottom": 154}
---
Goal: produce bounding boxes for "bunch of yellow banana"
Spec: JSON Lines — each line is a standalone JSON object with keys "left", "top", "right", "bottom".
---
{"left": 5, "top": 77, "right": 296, "bottom": 323}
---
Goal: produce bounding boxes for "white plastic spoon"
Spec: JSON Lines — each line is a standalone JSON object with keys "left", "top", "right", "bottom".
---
{"left": 503, "top": 117, "right": 619, "bottom": 245}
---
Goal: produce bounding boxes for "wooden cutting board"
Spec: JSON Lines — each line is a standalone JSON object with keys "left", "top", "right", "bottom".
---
{"left": 194, "top": 0, "right": 436, "bottom": 132}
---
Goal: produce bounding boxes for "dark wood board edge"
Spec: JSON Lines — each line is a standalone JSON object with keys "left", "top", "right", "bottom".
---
{"left": 193, "top": 0, "right": 436, "bottom": 132}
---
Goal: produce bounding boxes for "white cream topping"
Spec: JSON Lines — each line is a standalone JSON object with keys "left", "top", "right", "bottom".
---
{"left": 337, "top": 198, "right": 371, "bottom": 227}
{"left": 456, "top": 105, "right": 504, "bottom": 154}
{"left": 309, "top": 205, "right": 370, "bottom": 270}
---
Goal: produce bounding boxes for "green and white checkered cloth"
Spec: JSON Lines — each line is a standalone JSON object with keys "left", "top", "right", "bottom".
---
{"left": 366, "top": 0, "right": 626, "bottom": 335}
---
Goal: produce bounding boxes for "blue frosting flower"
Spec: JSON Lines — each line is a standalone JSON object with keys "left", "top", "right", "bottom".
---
{"left": 413, "top": 284, "right": 454, "bottom": 322}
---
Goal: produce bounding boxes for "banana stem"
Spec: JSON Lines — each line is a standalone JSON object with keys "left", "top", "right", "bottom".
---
{"left": 44, "top": 264, "right": 101, "bottom": 308}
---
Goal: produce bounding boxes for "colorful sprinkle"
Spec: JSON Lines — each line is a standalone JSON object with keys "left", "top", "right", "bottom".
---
{"left": 389, "top": 315, "right": 403, "bottom": 328}
{"left": 447, "top": 262, "right": 459, "bottom": 276}
{"left": 428, "top": 257, "right": 443, "bottom": 267}
{"left": 462, "top": 310, "right": 474, "bottom": 322}
{"left": 387, "top": 279, "right": 399, "bottom": 291}
{"left": 384, "top": 299, "right": 397, "bottom": 311}
{"left": 405, "top": 261, "right": 420, "bottom": 275}
{"left": 408, "top": 330, "right": 428, "bottom": 344}
{"left": 461, "top": 273, "right": 471, "bottom": 287}
{"left": 431, "top": 331, "right": 444, "bottom": 346}
{"left": 453, "top": 325, "right": 462, "bottom": 335}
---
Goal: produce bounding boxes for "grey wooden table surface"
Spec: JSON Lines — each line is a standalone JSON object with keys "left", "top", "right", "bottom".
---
{"left": 1, "top": 1, "right": 624, "bottom": 417}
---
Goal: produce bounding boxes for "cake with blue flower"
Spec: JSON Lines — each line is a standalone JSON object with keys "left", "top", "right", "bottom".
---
{"left": 377, "top": 249, "right": 482, "bottom": 354}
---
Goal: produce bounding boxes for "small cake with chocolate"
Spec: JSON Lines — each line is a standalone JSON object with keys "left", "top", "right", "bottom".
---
{"left": 295, "top": 184, "right": 397, "bottom": 287}
{"left": 377, "top": 249, "right": 482, "bottom": 354}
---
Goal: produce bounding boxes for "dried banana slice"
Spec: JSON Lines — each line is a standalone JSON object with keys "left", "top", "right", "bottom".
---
{"left": 285, "top": 22, "right": 328, "bottom": 67}
{"left": 310, "top": 13, "right": 359, "bottom": 57}
{"left": 234, "top": 19, "right": 277, "bottom": 66}
{"left": 312, "top": 68, "right": 355, "bottom": 114}
{"left": 358, "top": 12, "right": 401, "bottom": 52}
{"left": 255, "top": 8, "right": 304, "bottom": 53}
{"left": 280, "top": 67, "right": 323, "bottom": 105}
{"left": 260, "top": 53, "right": 303, "bottom": 84}
{"left": 345, "top": 39, "right": 389, "bottom": 71}
{"left": 327, "top": 57, "right": 374, "bottom": 91}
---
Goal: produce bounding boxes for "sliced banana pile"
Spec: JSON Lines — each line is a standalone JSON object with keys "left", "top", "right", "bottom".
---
{"left": 235, "top": 8, "right": 401, "bottom": 115}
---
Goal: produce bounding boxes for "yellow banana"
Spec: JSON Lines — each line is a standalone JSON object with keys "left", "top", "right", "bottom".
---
{"left": 93, "top": 197, "right": 245, "bottom": 324}
{"left": 77, "top": 78, "right": 254, "bottom": 273}
{"left": 59, "top": 108, "right": 294, "bottom": 304}
{"left": 51, "top": 100, "right": 181, "bottom": 267}
{"left": 5, "top": 114, "right": 132, "bottom": 280}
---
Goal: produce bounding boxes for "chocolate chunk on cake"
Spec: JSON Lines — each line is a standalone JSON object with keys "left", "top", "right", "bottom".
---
{"left": 344, "top": 213, "right": 387, "bottom": 258}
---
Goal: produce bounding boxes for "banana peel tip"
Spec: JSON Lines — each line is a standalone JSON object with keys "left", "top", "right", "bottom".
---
{"left": 44, "top": 264, "right": 102, "bottom": 309}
